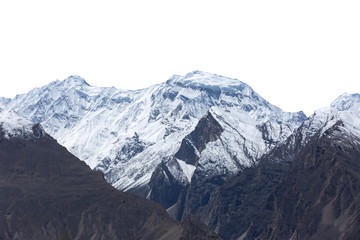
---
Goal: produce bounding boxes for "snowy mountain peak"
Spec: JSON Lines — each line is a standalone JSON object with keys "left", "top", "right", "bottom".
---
{"left": 0, "top": 105, "right": 43, "bottom": 139}
{"left": 330, "top": 92, "right": 360, "bottom": 115}
{"left": 305, "top": 93, "right": 360, "bottom": 134}
{"left": 5, "top": 71, "right": 307, "bottom": 193}
{"left": 44, "top": 75, "right": 90, "bottom": 90}
{"left": 293, "top": 95, "right": 360, "bottom": 148}
{"left": 169, "top": 70, "right": 245, "bottom": 90}
{"left": 165, "top": 70, "right": 279, "bottom": 117}
{"left": 59, "top": 75, "right": 90, "bottom": 87}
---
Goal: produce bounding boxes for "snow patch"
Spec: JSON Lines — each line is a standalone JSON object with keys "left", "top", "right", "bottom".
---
{"left": 176, "top": 159, "right": 196, "bottom": 182}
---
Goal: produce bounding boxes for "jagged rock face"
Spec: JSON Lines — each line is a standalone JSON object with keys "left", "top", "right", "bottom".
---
{"left": 175, "top": 112, "right": 224, "bottom": 165}
{"left": 149, "top": 112, "right": 224, "bottom": 210}
{"left": 149, "top": 102, "right": 305, "bottom": 220}
{"left": 0, "top": 108, "right": 220, "bottom": 240}
{"left": 149, "top": 157, "right": 189, "bottom": 209}
{"left": 201, "top": 110, "right": 360, "bottom": 240}
{"left": 5, "top": 71, "right": 306, "bottom": 196}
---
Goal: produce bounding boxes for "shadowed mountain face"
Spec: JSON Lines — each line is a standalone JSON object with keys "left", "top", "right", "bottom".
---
{"left": 0, "top": 125, "right": 219, "bottom": 240}
{"left": 203, "top": 119, "right": 360, "bottom": 240}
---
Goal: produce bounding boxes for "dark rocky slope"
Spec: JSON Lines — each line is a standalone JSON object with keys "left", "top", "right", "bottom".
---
{"left": 148, "top": 111, "right": 224, "bottom": 212}
{"left": 204, "top": 120, "right": 360, "bottom": 240}
{"left": 0, "top": 125, "right": 219, "bottom": 240}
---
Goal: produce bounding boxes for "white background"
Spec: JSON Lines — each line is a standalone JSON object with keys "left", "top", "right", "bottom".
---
{"left": 1, "top": 0, "right": 359, "bottom": 115}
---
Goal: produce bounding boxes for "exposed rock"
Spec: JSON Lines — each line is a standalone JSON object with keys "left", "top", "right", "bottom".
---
{"left": 204, "top": 119, "right": 360, "bottom": 240}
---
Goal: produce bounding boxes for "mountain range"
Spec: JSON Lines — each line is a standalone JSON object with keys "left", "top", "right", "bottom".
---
{"left": 1, "top": 71, "right": 360, "bottom": 239}
{"left": 5, "top": 71, "right": 305, "bottom": 195}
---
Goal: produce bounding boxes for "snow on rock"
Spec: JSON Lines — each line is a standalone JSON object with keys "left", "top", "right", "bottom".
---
{"left": 190, "top": 102, "right": 302, "bottom": 177}
{"left": 331, "top": 92, "right": 360, "bottom": 116}
{"left": 0, "top": 105, "right": 35, "bottom": 138}
{"left": 5, "top": 71, "right": 307, "bottom": 193}
{"left": 280, "top": 93, "right": 360, "bottom": 154}
{"left": 0, "top": 104, "right": 46, "bottom": 140}
{"left": 308, "top": 107, "right": 360, "bottom": 142}
{"left": 176, "top": 159, "right": 196, "bottom": 182}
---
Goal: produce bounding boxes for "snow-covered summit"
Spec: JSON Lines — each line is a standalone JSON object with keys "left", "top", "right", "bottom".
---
{"left": 310, "top": 106, "right": 360, "bottom": 140}
{"left": 167, "top": 71, "right": 263, "bottom": 104}
{"left": 258, "top": 93, "right": 360, "bottom": 167}
{"left": 286, "top": 94, "right": 360, "bottom": 149}
{"left": 0, "top": 105, "right": 41, "bottom": 139}
{"left": 55, "top": 75, "right": 90, "bottom": 88}
{"left": 330, "top": 93, "right": 360, "bottom": 115}
{"left": 168, "top": 70, "right": 244, "bottom": 89}
{"left": 4, "top": 71, "right": 307, "bottom": 193}
{"left": 166, "top": 71, "right": 306, "bottom": 122}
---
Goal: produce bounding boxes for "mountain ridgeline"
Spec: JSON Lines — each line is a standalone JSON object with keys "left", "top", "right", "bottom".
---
{"left": 2, "top": 71, "right": 360, "bottom": 239}
{"left": 5, "top": 71, "right": 306, "bottom": 197}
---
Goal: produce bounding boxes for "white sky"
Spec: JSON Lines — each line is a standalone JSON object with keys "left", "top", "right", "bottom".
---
{"left": 0, "top": 0, "right": 359, "bottom": 115}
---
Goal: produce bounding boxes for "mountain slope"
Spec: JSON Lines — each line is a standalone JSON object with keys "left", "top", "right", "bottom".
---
{"left": 0, "top": 106, "right": 219, "bottom": 240}
{"left": 199, "top": 94, "right": 360, "bottom": 240}
{"left": 148, "top": 98, "right": 305, "bottom": 219}
{"left": 5, "top": 71, "right": 306, "bottom": 199}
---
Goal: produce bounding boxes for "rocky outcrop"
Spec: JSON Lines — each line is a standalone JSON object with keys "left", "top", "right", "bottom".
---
{"left": 175, "top": 112, "right": 224, "bottom": 165}
{"left": 148, "top": 111, "right": 224, "bottom": 213}
{"left": 149, "top": 157, "right": 189, "bottom": 209}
